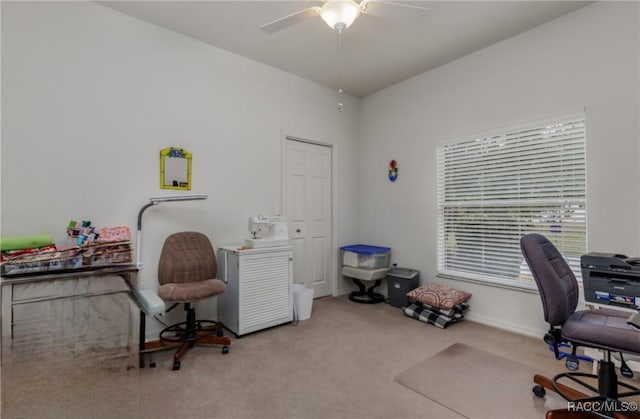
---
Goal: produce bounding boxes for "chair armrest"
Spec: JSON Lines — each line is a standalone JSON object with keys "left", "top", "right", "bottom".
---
{"left": 134, "top": 289, "right": 165, "bottom": 316}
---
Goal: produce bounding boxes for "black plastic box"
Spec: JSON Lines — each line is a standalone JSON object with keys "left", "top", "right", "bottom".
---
{"left": 387, "top": 267, "right": 420, "bottom": 308}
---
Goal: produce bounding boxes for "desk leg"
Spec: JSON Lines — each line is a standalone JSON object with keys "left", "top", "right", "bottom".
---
{"left": 139, "top": 310, "right": 147, "bottom": 368}
{"left": 1, "top": 284, "right": 12, "bottom": 343}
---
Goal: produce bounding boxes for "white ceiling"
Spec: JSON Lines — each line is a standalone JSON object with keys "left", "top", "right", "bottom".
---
{"left": 99, "top": 1, "right": 591, "bottom": 98}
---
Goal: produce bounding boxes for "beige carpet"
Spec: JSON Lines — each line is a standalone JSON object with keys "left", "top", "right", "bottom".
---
{"left": 395, "top": 342, "right": 567, "bottom": 418}
{"left": 2, "top": 296, "right": 600, "bottom": 419}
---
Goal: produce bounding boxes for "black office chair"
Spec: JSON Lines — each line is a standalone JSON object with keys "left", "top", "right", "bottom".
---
{"left": 520, "top": 233, "right": 640, "bottom": 418}
{"left": 156, "top": 231, "right": 230, "bottom": 371}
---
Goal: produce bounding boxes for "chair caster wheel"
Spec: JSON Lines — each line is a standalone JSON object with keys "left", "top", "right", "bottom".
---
{"left": 150, "top": 361, "right": 156, "bottom": 368}
{"left": 172, "top": 361, "right": 181, "bottom": 371}
{"left": 532, "top": 385, "right": 546, "bottom": 398}
{"left": 222, "top": 346, "right": 229, "bottom": 354}
{"left": 216, "top": 329, "right": 224, "bottom": 337}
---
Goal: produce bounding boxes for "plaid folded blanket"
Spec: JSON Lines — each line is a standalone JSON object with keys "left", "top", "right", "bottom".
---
{"left": 403, "top": 303, "right": 467, "bottom": 329}
{"left": 410, "top": 301, "right": 470, "bottom": 317}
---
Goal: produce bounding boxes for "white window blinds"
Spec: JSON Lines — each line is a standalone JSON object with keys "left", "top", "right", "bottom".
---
{"left": 436, "top": 116, "right": 586, "bottom": 287}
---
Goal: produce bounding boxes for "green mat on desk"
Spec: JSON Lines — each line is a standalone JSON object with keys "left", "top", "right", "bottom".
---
{"left": 0, "top": 233, "right": 53, "bottom": 251}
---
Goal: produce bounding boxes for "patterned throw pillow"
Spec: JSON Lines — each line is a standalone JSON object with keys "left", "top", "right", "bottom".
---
{"left": 406, "top": 283, "right": 472, "bottom": 309}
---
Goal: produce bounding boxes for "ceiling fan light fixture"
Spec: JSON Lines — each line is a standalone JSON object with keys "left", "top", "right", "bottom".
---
{"left": 319, "top": 0, "right": 361, "bottom": 30}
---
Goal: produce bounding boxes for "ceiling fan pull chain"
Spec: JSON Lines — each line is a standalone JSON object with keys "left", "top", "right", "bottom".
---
{"left": 337, "top": 28, "right": 344, "bottom": 112}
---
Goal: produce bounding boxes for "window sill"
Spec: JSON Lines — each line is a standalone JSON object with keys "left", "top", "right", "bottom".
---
{"left": 436, "top": 272, "right": 540, "bottom": 294}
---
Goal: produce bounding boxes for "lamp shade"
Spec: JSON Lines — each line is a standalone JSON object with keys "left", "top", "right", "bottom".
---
{"left": 320, "top": 0, "right": 360, "bottom": 30}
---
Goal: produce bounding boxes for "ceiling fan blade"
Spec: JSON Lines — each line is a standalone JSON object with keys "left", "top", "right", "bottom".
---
{"left": 259, "top": 7, "right": 321, "bottom": 34}
{"left": 362, "top": 0, "right": 429, "bottom": 20}
{"left": 376, "top": 0, "right": 429, "bottom": 11}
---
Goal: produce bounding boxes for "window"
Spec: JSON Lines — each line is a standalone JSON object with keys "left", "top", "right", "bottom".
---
{"left": 436, "top": 115, "right": 586, "bottom": 288}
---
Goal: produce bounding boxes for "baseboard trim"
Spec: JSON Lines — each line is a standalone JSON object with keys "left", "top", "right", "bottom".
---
{"left": 465, "top": 312, "right": 545, "bottom": 339}
{"left": 334, "top": 289, "right": 546, "bottom": 339}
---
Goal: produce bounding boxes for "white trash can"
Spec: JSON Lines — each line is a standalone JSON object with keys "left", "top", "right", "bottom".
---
{"left": 293, "top": 284, "right": 314, "bottom": 321}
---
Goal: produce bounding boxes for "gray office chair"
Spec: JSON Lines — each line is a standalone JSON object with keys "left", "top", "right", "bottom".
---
{"left": 520, "top": 233, "right": 640, "bottom": 417}
{"left": 157, "top": 231, "right": 230, "bottom": 371}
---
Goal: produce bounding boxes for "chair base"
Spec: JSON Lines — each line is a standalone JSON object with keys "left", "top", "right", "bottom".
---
{"left": 140, "top": 303, "right": 230, "bottom": 370}
{"left": 141, "top": 322, "right": 230, "bottom": 370}
{"left": 544, "top": 407, "right": 640, "bottom": 419}
{"left": 533, "top": 365, "right": 640, "bottom": 419}
{"left": 348, "top": 278, "right": 385, "bottom": 304}
{"left": 159, "top": 319, "right": 222, "bottom": 343}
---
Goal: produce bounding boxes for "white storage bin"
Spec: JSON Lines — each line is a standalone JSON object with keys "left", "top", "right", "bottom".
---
{"left": 340, "top": 244, "right": 391, "bottom": 269}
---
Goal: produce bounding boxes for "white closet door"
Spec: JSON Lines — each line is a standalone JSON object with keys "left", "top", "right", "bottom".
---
{"left": 285, "top": 139, "right": 332, "bottom": 298}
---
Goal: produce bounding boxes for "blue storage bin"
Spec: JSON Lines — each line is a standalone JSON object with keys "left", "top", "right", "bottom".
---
{"left": 340, "top": 244, "right": 391, "bottom": 269}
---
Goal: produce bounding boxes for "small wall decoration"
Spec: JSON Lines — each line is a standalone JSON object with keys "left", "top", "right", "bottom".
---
{"left": 388, "top": 159, "right": 398, "bottom": 182}
{"left": 160, "top": 147, "right": 192, "bottom": 190}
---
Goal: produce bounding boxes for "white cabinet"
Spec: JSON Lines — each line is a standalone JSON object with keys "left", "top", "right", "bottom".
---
{"left": 217, "top": 245, "right": 293, "bottom": 336}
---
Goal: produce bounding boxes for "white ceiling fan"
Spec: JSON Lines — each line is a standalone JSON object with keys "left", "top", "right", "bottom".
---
{"left": 259, "top": 0, "right": 430, "bottom": 33}
{"left": 260, "top": 0, "right": 429, "bottom": 112}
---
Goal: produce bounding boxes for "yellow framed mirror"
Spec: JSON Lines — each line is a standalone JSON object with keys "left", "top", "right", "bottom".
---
{"left": 160, "top": 147, "right": 192, "bottom": 190}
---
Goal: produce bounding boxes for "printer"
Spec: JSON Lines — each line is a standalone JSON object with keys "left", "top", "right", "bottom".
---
{"left": 581, "top": 252, "right": 640, "bottom": 310}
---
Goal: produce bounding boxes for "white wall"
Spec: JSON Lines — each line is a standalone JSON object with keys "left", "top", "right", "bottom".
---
{"left": 359, "top": 2, "right": 640, "bottom": 336}
{"left": 0, "top": 2, "right": 361, "bottom": 334}
{"left": 3, "top": 1, "right": 639, "bottom": 340}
